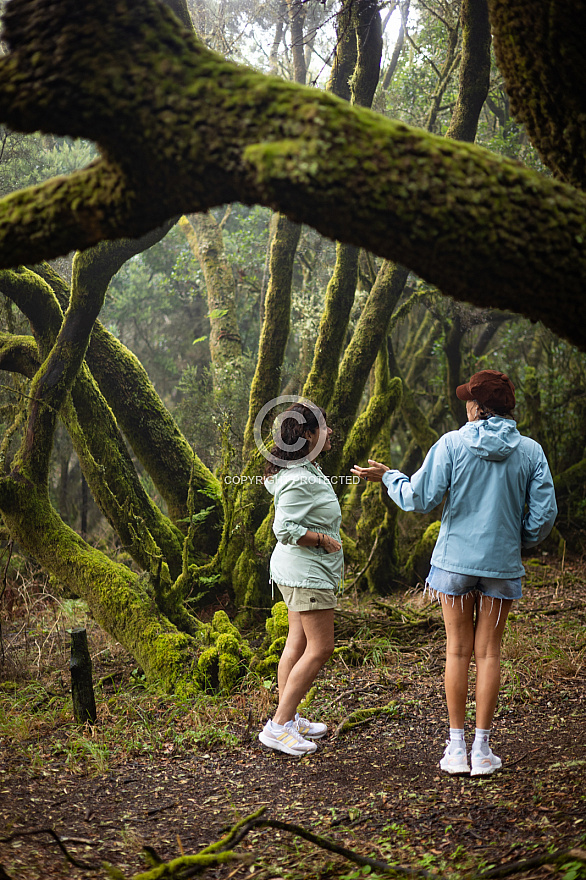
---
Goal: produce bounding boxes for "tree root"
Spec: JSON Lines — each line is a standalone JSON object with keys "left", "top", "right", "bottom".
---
{"left": 2, "top": 812, "right": 585, "bottom": 879}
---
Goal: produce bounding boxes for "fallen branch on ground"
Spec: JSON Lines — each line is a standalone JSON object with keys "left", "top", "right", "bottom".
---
{"left": 3, "top": 811, "right": 584, "bottom": 879}
{"left": 473, "top": 846, "right": 586, "bottom": 879}
{"left": 0, "top": 827, "right": 98, "bottom": 871}
{"left": 333, "top": 702, "right": 400, "bottom": 737}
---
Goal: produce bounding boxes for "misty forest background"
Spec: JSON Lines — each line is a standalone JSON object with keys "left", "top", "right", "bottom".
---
{"left": 0, "top": 0, "right": 584, "bottom": 692}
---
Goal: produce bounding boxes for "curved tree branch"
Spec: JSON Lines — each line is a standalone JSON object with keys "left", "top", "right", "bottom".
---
{"left": 0, "top": 0, "right": 585, "bottom": 348}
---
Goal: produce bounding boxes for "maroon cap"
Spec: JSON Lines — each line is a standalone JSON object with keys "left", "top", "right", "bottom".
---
{"left": 456, "top": 370, "right": 515, "bottom": 410}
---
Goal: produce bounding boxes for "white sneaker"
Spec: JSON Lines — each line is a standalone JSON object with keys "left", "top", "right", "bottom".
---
{"left": 259, "top": 720, "right": 317, "bottom": 755}
{"left": 439, "top": 741, "right": 470, "bottom": 774}
{"left": 470, "top": 748, "right": 502, "bottom": 776}
{"left": 295, "top": 713, "right": 328, "bottom": 739}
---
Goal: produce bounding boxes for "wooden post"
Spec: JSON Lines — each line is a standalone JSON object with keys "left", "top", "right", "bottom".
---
{"left": 69, "top": 627, "right": 97, "bottom": 725}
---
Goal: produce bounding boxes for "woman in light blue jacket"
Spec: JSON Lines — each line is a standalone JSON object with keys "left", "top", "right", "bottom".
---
{"left": 259, "top": 402, "right": 343, "bottom": 756}
{"left": 352, "top": 370, "right": 557, "bottom": 777}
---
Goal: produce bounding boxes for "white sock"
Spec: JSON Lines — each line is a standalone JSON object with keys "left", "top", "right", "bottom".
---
{"left": 448, "top": 728, "right": 466, "bottom": 753}
{"left": 269, "top": 718, "right": 295, "bottom": 730}
{"left": 473, "top": 728, "right": 491, "bottom": 756}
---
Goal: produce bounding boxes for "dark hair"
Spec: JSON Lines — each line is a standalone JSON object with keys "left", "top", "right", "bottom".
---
{"left": 473, "top": 400, "right": 514, "bottom": 420}
{"left": 263, "top": 403, "right": 326, "bottom": 477}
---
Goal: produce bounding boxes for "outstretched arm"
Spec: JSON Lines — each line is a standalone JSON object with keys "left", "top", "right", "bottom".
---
{"left": 350, "top": 459, "right": 390, "bottom": 482}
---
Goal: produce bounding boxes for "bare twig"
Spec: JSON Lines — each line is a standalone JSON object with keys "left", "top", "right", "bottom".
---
{"left": 249, "top": 816, "right": 433, "bottom": 878}
{"left": 0, "top": 828, "right": 99, "bottom": 871}
{"left": 474, "top": 846, "right": 586, "bottom": 879}
{"left": 343, "top": 528, "right": 381, "bottom": 591}
{"left": 146, "top": 801, "right": 178, "bottom": 816}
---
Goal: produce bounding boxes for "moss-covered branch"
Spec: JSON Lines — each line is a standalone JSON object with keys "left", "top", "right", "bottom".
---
{"left": 0, "top": 331, "right": 39, "bottom": 376}
{"left": 0, "top": 266, "right": 187, "bottom": 575}
{"left": 34, "top": 256, "right": 221, "bottom": 537}
{"left": 87, "top": 320, "right": 220, "bottom": 534}
{"left": 490, "top": 0, "right": 586, "bottom": 188}
{"left": 0, "top": 0, "right": 585, "bottom": 346}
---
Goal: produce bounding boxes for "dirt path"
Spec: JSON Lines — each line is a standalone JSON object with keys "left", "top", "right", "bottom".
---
{"left": 1, "top": 573, "right": 585, "bottom": 879}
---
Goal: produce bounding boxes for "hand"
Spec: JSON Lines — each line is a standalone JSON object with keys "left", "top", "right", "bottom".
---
{"left": 350, "top": 459, "right": 390, "bottom": 483}
{"left": 322, "top": 534, "right": 342, "bottom": 553}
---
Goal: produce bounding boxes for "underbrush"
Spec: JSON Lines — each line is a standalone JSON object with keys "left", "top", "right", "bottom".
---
{"left": 1, "top": 555, "right": 585, "bottom": 785}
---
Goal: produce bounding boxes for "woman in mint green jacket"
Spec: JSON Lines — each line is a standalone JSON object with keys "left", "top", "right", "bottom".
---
{"left": 258, "top": 402, "right": 343, "bottom": 756}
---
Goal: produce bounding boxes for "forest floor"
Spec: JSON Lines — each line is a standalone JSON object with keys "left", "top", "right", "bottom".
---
{"left": 0, "top": 556, "right": 585, "bottom": 880}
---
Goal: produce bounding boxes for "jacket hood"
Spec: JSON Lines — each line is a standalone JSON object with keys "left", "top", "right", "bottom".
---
{"left": 459, "top": 417, "right": 521, "bottom": 461}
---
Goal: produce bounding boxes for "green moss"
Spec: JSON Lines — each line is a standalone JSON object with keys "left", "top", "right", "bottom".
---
{"left": 254, "top": 654, "right": 280, "bottom": 676}
{"left": 214, "top": 632, "right": 240, "bottom": 654}
{"left": 267, "top": 635, "right": 286, "bottom": 656}
{"left": 196, "top": 646, "right": 220, "bottom": 692}
{"left": 193, "top": 609, "right": 255, "bottom": 693}
{"left": 218, "top": 652, "right": 241, "bottom": 693}
{"left": 210, "top": 610, "right": 240, "bottom": 639}
{"left": 404, "top": 521, "right": 441, "bottom": 587}
{"left": 265, "top": 601, "right": 289, "bottom": 643}
{"left": 298, "top": 685, "right": 317, "bottom": 712}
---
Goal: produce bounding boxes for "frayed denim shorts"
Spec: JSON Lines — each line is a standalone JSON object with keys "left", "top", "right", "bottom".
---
{"left": 426, "top": 565, "right": 522, "bottom": 601}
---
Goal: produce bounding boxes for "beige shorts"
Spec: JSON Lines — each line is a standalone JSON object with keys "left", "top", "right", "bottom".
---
{"left": 276, "top": 584, "right": 337, "bottom": 612}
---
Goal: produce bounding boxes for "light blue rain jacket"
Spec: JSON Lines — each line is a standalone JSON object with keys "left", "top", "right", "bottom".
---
{"left": 265, "top": 462, "right": 343, "bottom": 590}
{"left": 382, "top": 418, "right": 557, "bottom": 579}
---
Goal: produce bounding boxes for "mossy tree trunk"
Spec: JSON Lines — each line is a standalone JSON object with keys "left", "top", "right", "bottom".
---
{"left": 353, "top": 346, "right": 402, "bottom": 594}
{"left": 490, "top": 0, "right": 586, "bottom": 189}
{"left": 0, "top": 265, "right": 187, "bottom": 578}
{"left": 34, "top": 244, "right": 221, "bottom": 540}
{"left": 178, "top": 213, "right": 243, "bottom": 371}
{"left": 326, "top": 261, "right": 409, "bottom": 474}
{"left": 0, "top": 231, "right": 202, "bottom": 691}
{"left": 302, "top": 0, "right": 381, "bottom": 409}
{"left": 0, "top": 236, "right": 223, "bottom": 567}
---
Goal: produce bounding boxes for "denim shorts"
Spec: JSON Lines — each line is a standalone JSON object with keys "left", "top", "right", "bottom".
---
{"left": 426, "top": 565, "right": 522, "bottom": 601}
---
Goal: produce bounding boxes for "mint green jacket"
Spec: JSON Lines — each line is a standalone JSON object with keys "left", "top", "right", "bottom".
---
{"left": 265, "top": 462, "right": 343, "bottom": 591}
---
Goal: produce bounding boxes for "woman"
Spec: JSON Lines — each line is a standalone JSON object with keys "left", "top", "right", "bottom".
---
{"left": 351, "top": 370, "right": 557, "bottom": 775}
{"left": 259, "top": 402, "right": 343, "bottom": 756}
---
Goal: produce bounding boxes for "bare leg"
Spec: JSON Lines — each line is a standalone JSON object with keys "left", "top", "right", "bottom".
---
{"left": 473, "top": 597, "right": 513, "bottom": 729}
{"left": 440, "top": 594, "right": 476, "bottom": 729}
{"left": 277, "top": 610, "right": 307, "bottom": 696}
{"left": 273, "top": 609, "right": 335, "bottom": 726}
